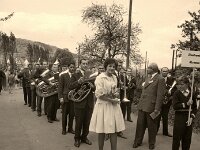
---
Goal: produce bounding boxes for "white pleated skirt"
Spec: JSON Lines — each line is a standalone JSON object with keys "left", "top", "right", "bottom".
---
{"left": 89, "top": 101, "right": 125, "bottom": 133}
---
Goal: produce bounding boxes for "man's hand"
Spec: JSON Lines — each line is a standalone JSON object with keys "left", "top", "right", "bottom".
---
{"left": 78, "top": 77, "right": 84, "bottom": 84}
{"left": 186, "top": 117, "right": 193, "bottom": 126}
{"left": 60, "top": 98, "right": 64, "bottom": 105}
{"left": 187, "top": 99, "right": 193, "bottom": 106}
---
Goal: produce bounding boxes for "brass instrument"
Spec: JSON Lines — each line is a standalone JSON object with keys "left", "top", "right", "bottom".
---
{"left": 163, "top": 80, "right": 176, "bottom": 104}
{"left": 122, "top": 71, "right": 130, "bottom": 103}
{"left": 36, "top": 76, "right": 59, "bottom": 97}
{"left": 68, "top": 71, "right": 95, "bottom": 102}
{"left": 68, "top": 81, "right": 93, "bottom": 102}
{"left": 36, "top": 69, "right": 60, "bottom": 98}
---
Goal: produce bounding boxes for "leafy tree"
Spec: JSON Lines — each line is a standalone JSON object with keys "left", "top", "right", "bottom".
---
{"left": 172, "top": 9, "right": 200, "bottom": 55}
{"left": 26, "top": 43, "right": 50, "bottom": 63}
{"left": 53, "top": 48, "right": 74, "bottom": 66}
{"left": 79, "top": 3, "right": 143, "bottom": 66}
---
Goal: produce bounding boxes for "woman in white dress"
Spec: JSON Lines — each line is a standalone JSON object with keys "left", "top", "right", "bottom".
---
{"left": 89, "top": 58, "right": 125, "bottom": 150}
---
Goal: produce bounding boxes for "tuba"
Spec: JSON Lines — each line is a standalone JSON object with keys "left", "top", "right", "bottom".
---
{"left": 68, "top": 70, "right": 95, "bottom": 102}
{"left": 36, "top": 76, "right": 59, "bottom": 97}
{"left": 36, "top": 69, "right": 60, "bottom": 98}
{"left": 68, "top": 81, "right": 93, "bottom": 102}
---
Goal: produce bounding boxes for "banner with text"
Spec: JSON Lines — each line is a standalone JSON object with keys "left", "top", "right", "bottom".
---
{"left": 181, "top": 50, "right": 200, "bottom": 68}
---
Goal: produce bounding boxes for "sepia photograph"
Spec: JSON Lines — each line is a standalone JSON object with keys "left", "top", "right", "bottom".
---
{"left": 0, "top": 0, "right": 200, "bottom": 150}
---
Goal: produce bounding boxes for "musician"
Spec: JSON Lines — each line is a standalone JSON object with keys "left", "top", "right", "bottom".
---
{"left": 133, "top": 63, "right": 166, "bottom": 150}
{"left": 114, "top": 60, "right": 127, "bottom": 139}
{"left": 35, "top": 61, "right": 48, "bottom": 117}
{"left": 126, "top": 68, "right": 136, "bottom": 122}
{"left": 58, "top": 62, "right": 75, "bottom": 135}
{"left": 172, "top": 76, "right": 197, "bottom": 150}
{"left": 69, "top": 58, "right": 94, "bottom": 147}
{"left": 40, "top": 63, "right": 60, "bottom": 123}
{"left": 157, "top": 67, "right": 176, "bottom": 137}
{"left": 30, "top": 63, "right": 40, "bottom": 111}
{"left": 89, "top": 58, "right": 125, "bottom": 150}
{"left": 18, "top": 64, "right": 33, "bottom": 107}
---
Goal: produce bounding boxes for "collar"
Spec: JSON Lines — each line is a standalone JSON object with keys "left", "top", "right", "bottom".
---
{"left": 150, "top": 72, "right": 158, "bottom": 79}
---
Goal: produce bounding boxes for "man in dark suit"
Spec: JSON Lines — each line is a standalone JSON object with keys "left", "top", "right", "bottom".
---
{"left": 133, "top": 63, "right": 166, "bottom": 150}
{"left": 157, "top": 67, "right": 176, "bottom": 137}
{"left": 0, "top": 67, "right": 6, "bottom": 95}
{"left": 58, "top": 62, "right": 75, "bottom": 135}
{"left": 126, "top": 68, "right": 136, "bottom": 122}
{"left": 18, "top": 64, "right": 33, "bottom": 107}
{"left": 69, "top": 58, "right": 94, "bottom": 147}
{"left": 35, "top": 61, "right": 48, "bottom": 117}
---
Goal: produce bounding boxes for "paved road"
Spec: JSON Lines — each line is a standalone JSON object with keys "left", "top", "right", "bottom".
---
{"left": 0, "top": 89, "right": 200, "bottom": 150}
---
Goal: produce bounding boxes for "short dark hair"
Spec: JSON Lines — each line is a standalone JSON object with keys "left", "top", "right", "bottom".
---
{"left": 161, "top": 67, "right": 169, "bottom": 71}
{"left": 103, "top": 58, "right": 117, "bottom": 70}
{"left": 68, "top": 61, "right": 75, "bottom": 67}
{"left": 79, "top": 58, "right": 88, "bottom": 64}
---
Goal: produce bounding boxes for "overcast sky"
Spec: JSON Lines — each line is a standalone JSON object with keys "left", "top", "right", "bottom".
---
{"left": 0, "top": 0, "right": 199, "bottom": 68}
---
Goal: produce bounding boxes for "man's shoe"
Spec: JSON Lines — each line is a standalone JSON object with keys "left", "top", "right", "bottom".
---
{"left": 62, "top": 130, "right": 66, "bottom": 135}
{"left": 163, "top": 133, "right": 173, "bottom": 137}
{"left": 149, "top": 145, "right": 155, "bottom": 150}
{"left": 117, "top": 132, "right": 127, "bottom": 139}
{"left": 53, "top": 118, "right": 59, "bottom": 122}
{"left": 81, "top": 138, "right": 92, "bottom": 145}
{"left": 28, "top": 104, "right": 31, "bottom": 107}
{"left": 37, "top": 113, "right": 41, "bottom": 117}
{"left": 133, "top": 143, "right": 141, "bottom": 148}
{"left": 24, "top": 103, "right": 27, "bottom": 105}
{"left": 127, "top": 118, "right": 133, "bottom": 122}
{"left": 74, "top": 140, "right": 80, "bottom": 147}
{"left": 68, "top": 129, "right": 75, "bottom": 134}
{"left": 48, "top": 119, "right": 53, "bottom": 123}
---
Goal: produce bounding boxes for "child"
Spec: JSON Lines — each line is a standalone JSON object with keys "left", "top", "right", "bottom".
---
{"left": 172, "top": 76, "right": 197, "bottom": 150}
{"left": 8, "top": 71, "right": 15, "bottom": 94}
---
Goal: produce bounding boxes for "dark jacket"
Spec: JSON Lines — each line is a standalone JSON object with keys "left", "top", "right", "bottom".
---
{"left": 138, "top": 74, "right": 166, "bottom": 112}
{"left": 69, "top": 71, "right": 94, "bottom": 109}
{"left": 172, "top": 90, "right": 197, "bottom": 118}
{"left": 58, "top": 72, "right": 71, "bottom": 102}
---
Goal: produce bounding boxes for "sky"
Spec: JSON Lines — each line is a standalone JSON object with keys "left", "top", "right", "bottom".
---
{"left": 0, "top": 0, "right": 199, "bottom": 69}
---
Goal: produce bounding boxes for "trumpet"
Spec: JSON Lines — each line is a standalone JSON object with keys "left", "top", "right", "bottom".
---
{"left": 121, "top": 71, "right": 130, "bottom": 103}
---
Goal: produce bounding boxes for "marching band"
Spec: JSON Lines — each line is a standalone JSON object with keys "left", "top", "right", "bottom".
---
{"left": 6, "top": 57, "right": 199, "bottom": 150}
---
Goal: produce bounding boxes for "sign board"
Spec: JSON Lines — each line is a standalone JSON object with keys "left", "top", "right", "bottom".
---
{"left": 181, "top": 50, "right": 200, "bottom": 68}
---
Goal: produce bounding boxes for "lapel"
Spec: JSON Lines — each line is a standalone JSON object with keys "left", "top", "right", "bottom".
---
{"left": 144, "top": 74, "right": 158, "bottom": 88}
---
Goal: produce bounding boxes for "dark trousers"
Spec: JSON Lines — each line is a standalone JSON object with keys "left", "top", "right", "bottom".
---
{"left": 74, "top": 105, "right": 93, "bottom": 140}
{"left": 31, "top": 87, "right": 37, "bottom": 110}
{"left": 0, "top": 80, "right": 2, "bottom": 92}
{"left": 120, "top": 100, "right": 133, "bottom": 119}
{"left": 134, "top": 110, "right": 159, "bottom": 147}
{"left": 157, "top": 101, "right": 171, "bottom": 134}
{"left": 37, "top": 96, "right": 47, "bottom": 114}
{"left": 26, "top": 87, "right": 31, "bottom": 106}
{"left": 172, "top": 112, "right": 193, "bottom": 150}
{"left": 46, "top": 94, "right": 59, "bottom": 120}
{"left": 62, "top": 101, "right": 74, "bottom": 131}
{"left": 22, "top": 86, "right": 27, "bottom": 104}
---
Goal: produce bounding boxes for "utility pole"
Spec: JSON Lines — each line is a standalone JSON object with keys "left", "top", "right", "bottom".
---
{"left": 77, "top": 46, "right": 80, "bottom": 67}
{"left": 126, "top": 0, "right": 133, "bottom": 69}
{"left": 172, "top": 49, "right": 175, "bottom": 71}
{"left": 144, "top": 51, "right": 147, "bottom": 79}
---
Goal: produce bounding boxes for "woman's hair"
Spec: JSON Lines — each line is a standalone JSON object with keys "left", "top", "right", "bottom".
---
{"left": 103, "top": 58, "right": 118, "bottom": 70}
{"left": 176, "top": 75, "right": 190, "bottom": 85}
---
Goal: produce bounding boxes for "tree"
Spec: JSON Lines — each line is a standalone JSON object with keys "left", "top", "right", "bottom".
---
{"left": 172, "top": 9, "right": 200, "bottom": 54}
{"left": 0, "top": 32, "right": 17, "bottom": 71}
{"left": 26, "top": 43, "right": 50, "bottom": 63}
{"left": 79, "top": 3, "right": 143, "bottom": 66}
{"left": 53, "top": 48, "right": 74, "bottom": 65}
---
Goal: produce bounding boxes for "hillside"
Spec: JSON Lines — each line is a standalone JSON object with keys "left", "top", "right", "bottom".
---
{"left": 15, "top": 38, "right": 59, "bottom": 58}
